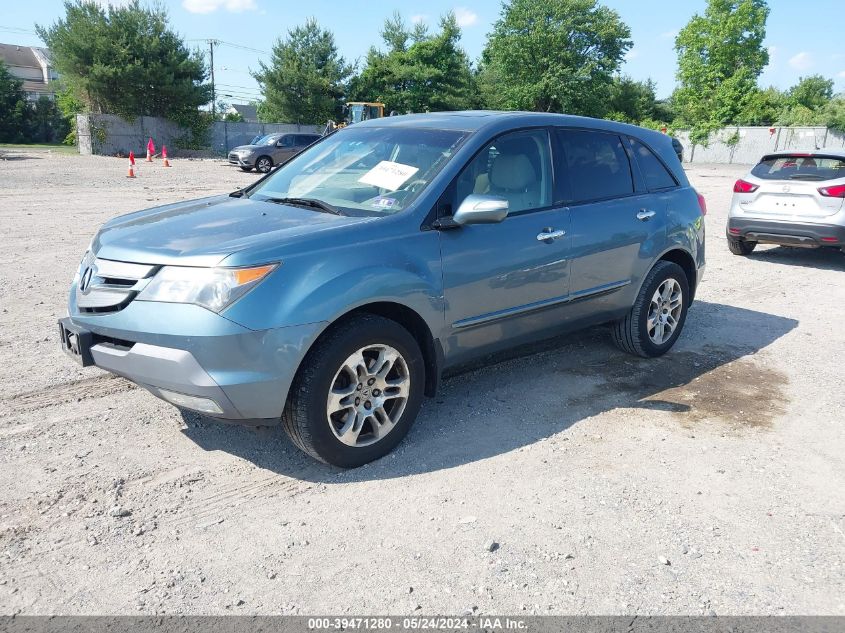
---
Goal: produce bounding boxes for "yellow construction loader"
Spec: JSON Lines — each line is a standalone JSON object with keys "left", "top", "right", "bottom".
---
{"left": 323, "top": 102, "right": 387, "bottom": 135}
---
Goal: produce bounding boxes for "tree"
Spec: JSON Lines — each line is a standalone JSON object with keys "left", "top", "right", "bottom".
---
{"left": 735, "top": 86, "right": 785, "bottom": 125}
{"left": 787, "top": 75, "right": 833, "bottom": 111}
{"left": 29, "top": 96, "right": 70, "bottom": 143}
{"left": 0, "top": 61, "right": 30, "bottom": 143}
{"left": 254, "top": 19, "right": 352, "bottom": 125}
{"left": 37, "top": 1, "right": 211, "bottom": 119}
{"left": 606, "top": 76, "right": 658, "bottom": 123}
{"left": 479, "top": 0, "right": 631, "bottom": 115}
{"left": 351, "top": 12, "right": 476, "bottom": 114}
{"left": 673, "top": 0, "right": 770, "bottom": 144}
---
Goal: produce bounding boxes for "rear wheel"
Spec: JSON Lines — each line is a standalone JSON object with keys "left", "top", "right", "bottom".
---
{"left": 612, "top": 261, "right": 690, "bottom": 358}
{"left": 283, "top": 314, "right": 425, "bottom": 468}
{"left": 255, "top": 156, "right": 273, "bottom": 173}
{"left": 728, "top": 237, "right": 757, "bottom": 255}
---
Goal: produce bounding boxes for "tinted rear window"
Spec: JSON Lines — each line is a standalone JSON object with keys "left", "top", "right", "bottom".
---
{"left": 558, "top": 130, "right": 634, "bottom": 202}
{"left": 751, "top": 155, "right": 845, "bottom": 181}
{"left": 630, "top": 138, "right": 677, "bottom": 190}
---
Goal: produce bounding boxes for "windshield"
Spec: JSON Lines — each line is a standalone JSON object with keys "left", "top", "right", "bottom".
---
{"left": 348, "top": 105, "right": 364, "bottom": 124}
{"left": 247, "top": 126, "right": 468, "bottom": 216}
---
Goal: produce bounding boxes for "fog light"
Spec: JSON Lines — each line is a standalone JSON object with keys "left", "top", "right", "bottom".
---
{"left": 158, "top": 389, "right": 223, "bottom": 415}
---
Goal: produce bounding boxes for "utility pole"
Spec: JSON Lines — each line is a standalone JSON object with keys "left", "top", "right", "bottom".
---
{"left": 209, "top": 39, "right": 218, "bottom": 118}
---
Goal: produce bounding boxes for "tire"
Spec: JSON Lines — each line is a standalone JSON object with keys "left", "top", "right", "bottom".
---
{"left": 282, "top": 314, "right": 425, "bottom": 468}
{"left": 240, "top": 166, "right": 253, "bottom": 172}
{"left": 728, "top": 237, "right": 756, "bottom": 255}
{"left": 612, "top": 261, "right": 690, "bottom": 358}
{"left": 255, "top": 156, "right": 273, "bottom": 173}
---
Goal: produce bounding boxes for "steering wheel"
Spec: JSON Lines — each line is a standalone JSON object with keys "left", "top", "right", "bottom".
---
{"left": 401, "top": 179, "right": 428, "bottom": 193}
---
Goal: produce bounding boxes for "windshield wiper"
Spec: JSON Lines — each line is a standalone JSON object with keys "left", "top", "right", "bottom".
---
{"left": 264, "top": 197, "right": 343, "bottom": 215}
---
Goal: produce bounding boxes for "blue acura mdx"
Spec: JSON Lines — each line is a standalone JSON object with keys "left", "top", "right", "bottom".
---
{"left": 60, "top": 111, "right": 706, "bottom": 467}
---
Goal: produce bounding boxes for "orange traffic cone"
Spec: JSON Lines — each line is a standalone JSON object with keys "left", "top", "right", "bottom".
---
{"left": 162, "top": 145, "right": 171, "bottom": 167}
{"left": 146, "top": 137, "right": 155, "bottom": 162}
{"left": 127, "top": 151, "right": 136, "bottom": 178}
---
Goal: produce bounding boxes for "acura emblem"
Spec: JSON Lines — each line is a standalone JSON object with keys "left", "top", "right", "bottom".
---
{"left": 79, "top": 266, "right": 94, "bottom": 293}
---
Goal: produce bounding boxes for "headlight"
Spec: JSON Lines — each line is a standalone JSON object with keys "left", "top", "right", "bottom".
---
{"left": 138, "top": 264, "right": 277, "bottom": 313}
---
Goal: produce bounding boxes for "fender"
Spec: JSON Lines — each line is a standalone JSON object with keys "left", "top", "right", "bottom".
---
{"left": 222, "top": 229, "right": 445, "bottom": 333}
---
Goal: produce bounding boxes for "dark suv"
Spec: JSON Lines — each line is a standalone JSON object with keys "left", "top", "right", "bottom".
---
{"left": 228, "top": 132, "right": 322, "bottom": 173}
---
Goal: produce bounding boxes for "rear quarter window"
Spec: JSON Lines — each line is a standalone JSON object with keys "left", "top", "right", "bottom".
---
{"left": 629, "top": 138, "right": 677, "bottom": 190}
{"left": 751, "top": 155, "right": 845, "bottom": 181}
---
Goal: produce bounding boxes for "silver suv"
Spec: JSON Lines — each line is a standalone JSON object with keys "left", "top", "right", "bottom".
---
{"left": 727, "top": 149, "right": 845, "bottom": 255}
{"left": 228, "top": 132, "right": 322, "bottom": 173}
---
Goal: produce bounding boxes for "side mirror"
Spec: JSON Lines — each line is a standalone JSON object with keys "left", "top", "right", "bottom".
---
{"left": 452, "top": 194, "right": 509, "bottom": 226}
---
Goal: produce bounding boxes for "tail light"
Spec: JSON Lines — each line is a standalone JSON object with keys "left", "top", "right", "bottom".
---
{"left": 696, "top": 191, "right": 707, "bottom": 215}
{"left": 733, "top": 179, "right": 759, "bottom": 193}
{"left": 819, "top": 184, "right": 845, "bottom": 198}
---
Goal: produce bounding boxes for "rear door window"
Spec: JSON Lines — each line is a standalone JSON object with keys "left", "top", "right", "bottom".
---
{"left": 751, "top": 155, "right": 845, "bottom": 181}
{"left": 629, "top": 138, "right": 677, "bottom": 190}
{"left": 557, "top": 130, "right": 634, "bottom": 203}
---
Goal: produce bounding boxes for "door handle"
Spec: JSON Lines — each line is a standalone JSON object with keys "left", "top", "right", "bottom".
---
{"left": 536, "top": 228, "right": 566, "bottom": 242}
{"left": 637, "top": 209, "right": 656, "bottom": 221}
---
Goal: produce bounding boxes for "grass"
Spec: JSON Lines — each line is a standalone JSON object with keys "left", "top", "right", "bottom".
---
{"left": 0, "top": 143, "right": 78, "bottom": 155}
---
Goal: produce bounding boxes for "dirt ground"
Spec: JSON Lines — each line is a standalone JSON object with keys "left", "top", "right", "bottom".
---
{"left": 0, "top": 148, "right": 843, "bottom": 616}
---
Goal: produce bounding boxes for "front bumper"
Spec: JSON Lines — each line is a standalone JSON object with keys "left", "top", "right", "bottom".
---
{"left": 727, "top": 218, "right": 845, "bottom": 248}
{"left": 63, "top": 299, "right": 326, "bottom": 423}
{"left": 227, "top": 153, "right": 254, "bottom": 167}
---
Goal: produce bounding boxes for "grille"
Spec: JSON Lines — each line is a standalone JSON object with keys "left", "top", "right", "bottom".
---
{"left": 228, "top": 153, "right": 240, "bottom": 163}
{"left": 77, "top": 256, "right": 158, "bottom": 314}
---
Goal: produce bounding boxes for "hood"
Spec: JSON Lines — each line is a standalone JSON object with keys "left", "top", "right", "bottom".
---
{"left": 231, "top": 144, "right": 262, "bottom": 153}
{"left": 93, "top": 195, "right": 369, "bottom": 266}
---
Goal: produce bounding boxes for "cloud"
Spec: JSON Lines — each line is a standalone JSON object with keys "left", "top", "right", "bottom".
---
{"left": 411, "top": 14, "right": 429, "bottom": 24}
{"left": 453, "top": 7, "right": 478, "bottom": 27}
{"left": 788, "top": 51, "right": 813, "bottom": 71}
{"left": 838, "top": 70, "right": 845, "bottom": 79}
{"left": 660, "top": 29, "right": 678, "bottom": 40}
{"left": 182, "top": 0, "right": 257, "bottom": 14}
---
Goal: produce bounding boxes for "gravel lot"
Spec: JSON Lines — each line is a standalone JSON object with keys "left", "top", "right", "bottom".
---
{"left": 0, "top": 148, "right": 843, "bottom": 616}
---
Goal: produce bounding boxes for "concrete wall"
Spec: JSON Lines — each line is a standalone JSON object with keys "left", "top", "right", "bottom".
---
{"left": 77, "top": 115, "right": 845, "bottom": 165}
{"left": 677, "top": 126, "right": 845, "bottom": 165}
{"left": 77, "top": 114, "right": 321, "bottom": 156}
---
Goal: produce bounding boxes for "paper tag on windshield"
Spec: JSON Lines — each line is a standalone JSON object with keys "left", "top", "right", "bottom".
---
{"left": 358, "top": 161, "right": 419, "bottom": 191}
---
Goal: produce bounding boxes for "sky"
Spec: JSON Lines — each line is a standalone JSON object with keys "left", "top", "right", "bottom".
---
{"left": 1, "top": 0, "right": 844, "bottom": 104}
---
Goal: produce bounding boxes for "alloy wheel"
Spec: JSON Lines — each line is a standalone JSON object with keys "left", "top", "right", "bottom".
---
{"left": 647, "top": 278, "right": 683, "bottom": 345}
{"left": 326, "top": 344, "right": 410, "bottom": 447}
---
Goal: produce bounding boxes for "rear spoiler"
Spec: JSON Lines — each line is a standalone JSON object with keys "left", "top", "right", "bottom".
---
{"left": 760, "top": 152, "right": 844, "bottom": 162}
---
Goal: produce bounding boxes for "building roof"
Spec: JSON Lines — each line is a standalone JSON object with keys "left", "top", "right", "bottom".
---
{"left": 0, "top": 42, "right": 41, "bottom": 68}
{"left": 229, "top": 103, "right": 258, "bottom": 122}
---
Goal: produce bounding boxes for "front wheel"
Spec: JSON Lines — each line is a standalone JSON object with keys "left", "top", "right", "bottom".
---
{"left": 283, "top": 314, "right": 425, "bottom": 468}
{"left": 255, "top": 156, "right": 273, "bottom": 173}
{"left": 728, "top": 237, "right": 756, "bottom": 255}
{"left": 612, "top": 261, "right": 690, "bottom": 358}
{"left": 240, "top": 166, "right": 253, "bottom": 172}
